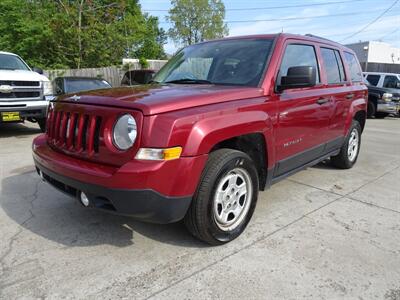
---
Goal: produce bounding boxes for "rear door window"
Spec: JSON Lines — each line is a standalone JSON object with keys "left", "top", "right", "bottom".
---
{"left": 278, "top": 44, "right": 320, "bottom": 85}
{"left": 366, "top": 74, "right": 380, "bottom": 86}
{"left": 344, "top": 52, "right": 363, "bottom": 82}
{"left": 321, "top": 48, "right": 342, "bottom": 84}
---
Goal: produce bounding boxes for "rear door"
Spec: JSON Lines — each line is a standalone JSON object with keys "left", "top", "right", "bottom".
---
{"left": 319, "top": 47, "right": 352, "bottom": 146}
{"left": 273, "top": 41, "right": 332, "bottom": 177}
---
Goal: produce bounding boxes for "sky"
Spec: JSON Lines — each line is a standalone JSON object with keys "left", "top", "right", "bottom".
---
{"left": 139, "top": 0, "right": 400, "bottom": 55}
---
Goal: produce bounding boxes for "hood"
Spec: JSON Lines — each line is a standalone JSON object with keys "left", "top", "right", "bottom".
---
{"left": 56, "top": 84, "right": 265, "bottom": 115}
{"left": 0, "top": 69, "right": 49, "bottom": 82}
{"left": 383, "top": 88, "right": 400, "bottom": 96}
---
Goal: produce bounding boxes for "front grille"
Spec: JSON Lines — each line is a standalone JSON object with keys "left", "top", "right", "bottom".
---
{"left": 47, "top": 110, "right": 102, "bottom": 155}
{"left": 0, "top": 91, "right": 40, "bottom": 99}
{"left": 0, "top": 80, "right": 40, "bottom": 87}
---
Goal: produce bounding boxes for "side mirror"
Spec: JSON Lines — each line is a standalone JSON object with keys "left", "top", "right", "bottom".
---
{"left": 278, "top": 66, "right": 316, "bottom": 91}
{"left": 32, "top": 67, "right": 43, "bottom": 74}
{"left": 396, "top": 82, "right": 400, "bottom": 88}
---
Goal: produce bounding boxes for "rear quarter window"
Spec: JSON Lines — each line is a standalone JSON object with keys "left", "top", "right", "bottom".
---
{"left": 344, "top": 52, "right": 363, "bottom": 82}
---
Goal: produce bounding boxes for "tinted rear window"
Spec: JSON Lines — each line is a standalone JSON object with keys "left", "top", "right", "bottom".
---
{"left": 344, "top": 52, "right": 362, "bottom": 82}
{"left": 366, "top": 74, "right": 380, "bottom": 86}
{"left": 65, "top": 79, "right": 111, "bottom": 93}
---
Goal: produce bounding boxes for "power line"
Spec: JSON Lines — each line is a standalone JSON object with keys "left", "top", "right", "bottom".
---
{"left": 377, "top": 26, "right": 400, "bottom": 40}
{"left": 143, "top": 0, "right": 385, "bottom": 12}
{"left": 158, "top": 8, "right": 400, "bottom": 24}
{"left": 339, "top": 0, "right": 399, "bottom": 42}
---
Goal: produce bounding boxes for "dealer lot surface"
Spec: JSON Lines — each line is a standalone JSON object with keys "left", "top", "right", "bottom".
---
{"left": 0, "top": 119, "right": 399, "bottom": 299}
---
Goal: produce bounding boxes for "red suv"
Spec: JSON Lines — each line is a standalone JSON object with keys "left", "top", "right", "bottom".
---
{"left": 33, "top": 34, "right": 367, "bottom": 245}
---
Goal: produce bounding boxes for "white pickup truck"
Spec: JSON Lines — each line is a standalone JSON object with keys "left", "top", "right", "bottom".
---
{"left": 0, "top": 51, "right": 53, "bottom": 131}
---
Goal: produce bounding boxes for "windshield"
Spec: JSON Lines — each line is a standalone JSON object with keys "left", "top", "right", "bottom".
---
{"left": 0, "top": 54, "right": 30, "bottom": 71}
{"left": 65, "top": 79, "right": 111, "bottom": 93}
{"left": 154, "top": 38, "right": 274, "bottom": 87}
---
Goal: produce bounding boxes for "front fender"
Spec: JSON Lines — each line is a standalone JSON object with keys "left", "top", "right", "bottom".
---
{"left": 183, "top": 110, "right": 273, "bottom": 156}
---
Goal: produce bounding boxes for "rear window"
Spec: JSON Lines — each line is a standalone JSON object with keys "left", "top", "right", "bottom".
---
{"left": 344, "top": 52, "right": 363, "bottom": 82}
{"left": 366, "top": 74, "right": 380, "bottom": 86}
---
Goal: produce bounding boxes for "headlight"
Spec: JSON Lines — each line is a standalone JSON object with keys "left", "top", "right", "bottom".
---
{"left": 113, "top": 114, "right": 137, "bottom": 150}
{"left": 42, "top": 81, "right": 53, "bottom": 96}
{"left": 382, "top": 93, "right": 393, "bottom": 102}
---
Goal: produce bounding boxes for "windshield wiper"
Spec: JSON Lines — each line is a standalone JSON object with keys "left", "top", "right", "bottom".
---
{"left": 165, "top": 78, "right": 212, "bottom": 84}
{"left": 0, "top": 67, "right": 17, "bottom": 70}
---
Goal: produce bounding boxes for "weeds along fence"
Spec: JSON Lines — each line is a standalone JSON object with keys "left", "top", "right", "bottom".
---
{"left": 44, "top": 60, "right": 167, "bottom": 87}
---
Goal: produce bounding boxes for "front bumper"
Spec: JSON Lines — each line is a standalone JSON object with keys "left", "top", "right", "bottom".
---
{"left": 35, "top": 161, "right": 192, "bottom": 223}
{"left": 0, "top": 100, "right": 48, "bottom": 120}
{"left": 32, "top": 135, "right": 208, "bottom": 223}
{"left": 377, "top": 101, "right": 399, "bottom": 115}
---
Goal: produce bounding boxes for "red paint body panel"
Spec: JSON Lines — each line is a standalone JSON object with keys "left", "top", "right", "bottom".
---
{"left": 34, "top": 134, "right": 207, "bottom": 197}
{"left": 33, "top": 33, "right": 367, "bottom": 204}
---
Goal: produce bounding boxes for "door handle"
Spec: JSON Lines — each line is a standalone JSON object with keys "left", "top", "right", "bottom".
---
{"left": 316, "top": 98, "right": 329, "bottom": 105}
{"left": 346, "top": 93, "right": 354, "bottom": 99}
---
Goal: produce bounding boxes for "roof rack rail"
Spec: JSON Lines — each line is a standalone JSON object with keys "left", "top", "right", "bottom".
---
{"left": 304, "top": 34, "right": 337, "bottom": 43}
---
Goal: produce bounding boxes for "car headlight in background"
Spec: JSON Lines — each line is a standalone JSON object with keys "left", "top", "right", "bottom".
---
{"left": 42, "top": 81, "right": 53, "bottom": 96}
{"left": 113, "top": 114, "right": 137, "bottom": 150}
{"left": 382, "top": 93, "right": 393, "bottom": 102}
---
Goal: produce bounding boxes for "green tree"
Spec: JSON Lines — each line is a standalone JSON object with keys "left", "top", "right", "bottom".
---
{"left": 0, "top": 0, "right": 166, "bottom": 69}
{"left": 167, "top": 0, "right": 228, "bottom": 46}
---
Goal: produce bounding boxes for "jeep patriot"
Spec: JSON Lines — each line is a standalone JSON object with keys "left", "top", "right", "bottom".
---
{"left": 33, "top": 34, "right": 367, "bottom": 245}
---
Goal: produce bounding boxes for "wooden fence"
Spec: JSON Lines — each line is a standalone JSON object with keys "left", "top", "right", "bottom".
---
{"left": 44, "top": 60, "right": 167, "bottom": 87}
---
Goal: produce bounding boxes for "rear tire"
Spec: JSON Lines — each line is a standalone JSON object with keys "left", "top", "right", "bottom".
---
{"left": 184, "top": 149, "right": 259, "bottom": 245}
{"left": 331, "top": 120, "right": 361, "bottom": 169}
{"left": 375, "top": 112, "right": 389, "bottom": 119}
{"left": 37, "top": 118, "right": 46, "bottom": 132}
{"left": 367, "top": 101, "right": 376, "bottom": 118}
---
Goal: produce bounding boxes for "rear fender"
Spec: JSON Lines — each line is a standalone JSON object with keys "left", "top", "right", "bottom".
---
{"left": 344, "top": 97, "right": 367, "bottom": 135}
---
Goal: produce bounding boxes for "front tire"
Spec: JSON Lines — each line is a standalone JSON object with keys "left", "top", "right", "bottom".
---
{"left": 375, "top": 112, "right": 389, "bottom": 119}
{"left": 184, "top": 149, "right": 259, "bottom": 245}
{"left": 331, "top": 120, "right": 361, "bottom": 169}
{"left": 367, "top": 101, "right": 376, "bottom": 118}
{"left": 37, "top": 118, "right": 46, "bottom": 132}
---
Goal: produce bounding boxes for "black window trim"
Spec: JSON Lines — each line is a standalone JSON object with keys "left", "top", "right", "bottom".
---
{"left": 274, "top": 41, "right": 323, "bottom": 93}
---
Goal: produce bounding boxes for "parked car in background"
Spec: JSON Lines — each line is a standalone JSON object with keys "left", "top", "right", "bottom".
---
{"left": 0, "top": 51, "right": 53, "bottom": 132}
{"left": 53, "top": 77, "right": 111, "bottom": 96}
{"left": 33, "top": 34, "right": 367, "bottom": 245}
{"left": 121, "top": 70, "right": 155, "bottom": 86}
{"left": 363, "top": 72, "right": 400, "bottom": 118}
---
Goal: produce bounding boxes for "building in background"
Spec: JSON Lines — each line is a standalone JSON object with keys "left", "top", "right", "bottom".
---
{"left": 345, "top": 41, "right": 400, "bottom": 73}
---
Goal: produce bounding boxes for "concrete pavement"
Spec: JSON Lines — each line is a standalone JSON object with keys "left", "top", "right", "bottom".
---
{"left": 0, "top": 118, "right": 399, "bottom": 299}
